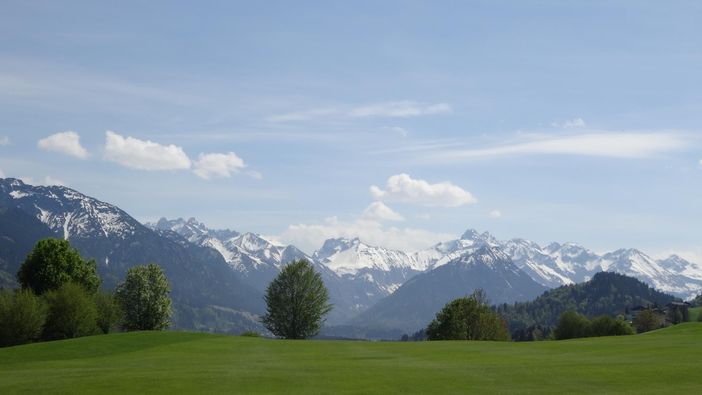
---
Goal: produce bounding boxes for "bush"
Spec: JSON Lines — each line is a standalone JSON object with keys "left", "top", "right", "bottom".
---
{"left": 116, "top": 264, "right": 172, "bottom": 331}
{"left": 554, "top": 311, "right": 592, "bottom": 340}
{"left": 590, "top": 316, "right": 634, "bottom": 337}
{"left": 18, "top": 238, "right": 100, "bottom": 295}
{"left": 240, "top": 331, "right": 261, "bottom": 337}
{"left": 0, "top": 289, "right": 47, "bottom": 347}
{"left": 43, "top": 282, "right": 98, "bottom": 340}
{"left": 94, "top": 291, "right": 123, "bottom": 334}
{"left": 426, "top": 290, "right": 510, "bottom": 341}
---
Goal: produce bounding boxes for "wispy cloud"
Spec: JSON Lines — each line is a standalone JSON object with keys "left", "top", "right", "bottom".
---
{"left": 423, "top": 132, "right": 691, "bottom": 162}
{"left": 362, "top": 201, "right": 405, "bottom": 222}
{"left": 0, "top": 136, "right": 9, "bottom": 146}
{"left": 268, "top": 101, "right": 452, "bottom": 122}
{"left": 552, "top": 117, "right": 586, "bottom": 129}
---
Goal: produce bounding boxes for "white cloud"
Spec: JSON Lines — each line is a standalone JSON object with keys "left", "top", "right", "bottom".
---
{"left": 699, "top": 159, "right": 702, "bottom": 167}
{"left": 269, "top": 101, "right": 452, "bottom": 122}
{"left": 37, "top": 131, "right": 89, "bottom": 159}
{"left": 193, "top": 152, "right": 246, "bottom": 180}
{"left": 104, "top": 131, "right": 191, "bottom": 171}
{"left": 43, "top": 176, "right": 66, "bottom": 186}
{"left": 0, "top": 136, "right": 9, "bottom": 146}
{"left": 0, "top": 168, "right": 5, "bottom": 178}
{"left": 279, "top": 216, "right": 453, "bottom": 254}
{"left": 432, "top": 132, "right": 689, "bottom": 162}
{"left": 552, "top": 118, "right": 586, "bottom": 129}
{"left": 370, "top": 173, "right": 477, "bottom": 207}
{"left": 489, "top": 210, "right": 503, "bottom": 219}
{"left": 349, "top": 101, "right": 452, "bottom": 118}
{"left": 362, "top": 201, "right": 404, "bottom": 222}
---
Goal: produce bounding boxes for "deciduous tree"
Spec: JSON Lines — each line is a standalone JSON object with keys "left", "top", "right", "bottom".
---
{"left": 262, "top": 260, "right": 332, "bottom": 339}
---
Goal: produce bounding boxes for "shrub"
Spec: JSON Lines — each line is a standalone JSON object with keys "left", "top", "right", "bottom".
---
{"left": 116, "top": 264, "right": 172, "bottom": 331}
{"left": 426, "top": 290, "right": 510, "bottom": 341}
{"left": 0, "top": 289, "right": 47, "bottom": 347}
{"left": 554, "top": 311, "right": 592, "bottom": 340}
{"left": 43, "top": 282, "right": 98, "bottom": 340}
{"left": 590, "top": 315, "right": 634, "bottom": 337}
{"left": 18, "top": 238, "right": 100, "bottom": 295}
{"left": 241, "top": 331, "right": 261, "bottom": 337}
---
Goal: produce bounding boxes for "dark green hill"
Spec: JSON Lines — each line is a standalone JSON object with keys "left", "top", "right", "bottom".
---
{"left": 498, "top": 271, "right": 678, "bottom": 331}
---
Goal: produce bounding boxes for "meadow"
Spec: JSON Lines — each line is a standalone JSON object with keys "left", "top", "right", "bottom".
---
{"left": 1, "top": 324, "right": 700, "bottom": 394}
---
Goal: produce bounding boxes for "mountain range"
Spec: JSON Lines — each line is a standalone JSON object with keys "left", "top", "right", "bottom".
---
{"left": 1, "top": 177, "right": 700, "bottom": 336}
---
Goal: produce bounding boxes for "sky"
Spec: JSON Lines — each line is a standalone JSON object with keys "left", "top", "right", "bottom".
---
{"left": 1, "top": 1, "right": 701, "bottom": 260}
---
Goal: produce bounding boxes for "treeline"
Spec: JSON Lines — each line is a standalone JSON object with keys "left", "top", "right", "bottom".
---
{"left": 496, "top": 272, "right": 677, "bottom": 332}
{"left": 0, "top": 238, "right": 172, "bottom": 347}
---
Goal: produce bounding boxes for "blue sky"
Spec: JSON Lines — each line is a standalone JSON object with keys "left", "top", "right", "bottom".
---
{"left": 1, "top": 1, "right": 700, "bottom": 259}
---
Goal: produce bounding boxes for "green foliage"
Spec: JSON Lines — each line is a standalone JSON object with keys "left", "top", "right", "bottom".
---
{"left": 240, "top": 331, "right": 261, "bottom": 337}
{"left": 116, "top": 264, "right": 172, "bottom": 331}
{"left": 262, "top": 259, "right": 332, "bottom": 339}
{"left": 554, "top": 311, "right": 592, "bottom": 340}
{"left": 633, "top": 309, "right": 660, "bottom": 333}
{"left": 0, "top": 289, "right": 47, "bottom": 347}
{"left": 17, "top": 238, "right": 100, "bottom": 295}
{"left": 590, "top": 316, "right": 634, "bottom": 337}
{"left": 426, "top": 290, "right": 510, "bottom": 341}
{"left": 94, "top": 291, "right": 123, "bottom": 334}
{"left": 42, "top": 282, "right": 98, "bottom": 340}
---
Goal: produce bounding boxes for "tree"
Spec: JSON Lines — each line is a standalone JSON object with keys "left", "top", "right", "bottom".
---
{"left": 116, "top": 264, "right": 172, "bottom": 331}
{"left": 590, "top": 315, "right": 634, "bottom": 337}
{"left": 633, "top": 309, "right": 660, "bottom": 333}
{"left": 42, "top": 282, "right": 98, "bottom": 340}
{"left": 17, "top": 238, "right": 100, "bottom": 295}
{"left": 0, "top": 289, "right": 47, "bottom": 347}
{"left": 262, "top": 259, "right": 332, "bottom": 339}
{"left": 553, "top": 311, "right": 591, "bottom": 340}
{"left": 426, "top": 290, "right": 510, "bottom": 341}
{"left": 94, "top": 291, "right": 123, "bottom": 334}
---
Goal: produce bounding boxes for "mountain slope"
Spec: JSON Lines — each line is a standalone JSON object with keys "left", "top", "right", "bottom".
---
{"left": 349, "top": 246, "right": 546, "bottom": 334}
{"left": 0, "top": 178, "right": 264, "bottom": 332}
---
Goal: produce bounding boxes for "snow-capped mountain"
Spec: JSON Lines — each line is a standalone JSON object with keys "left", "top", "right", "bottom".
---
{"left": 312, "top": 237, "right": 426, "bottom": 313}
{"left": 0, "top": 178, "right": 139, "bottom": 241}
{"left": 595, "top": 249, "right": 702, "bottom": 299}
{"left": 149, "top": 217, "right": 311, "bottom": 291}
{"left": 350, "top": 245, "right": 547, "bottom": 333}
{"left": 0, "top": 178, "right": 266, "bottom": 333}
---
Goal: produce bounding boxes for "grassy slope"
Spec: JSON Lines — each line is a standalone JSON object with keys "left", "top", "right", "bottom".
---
{"left": 1, "top": 324, "right": 701, "bottom": 394}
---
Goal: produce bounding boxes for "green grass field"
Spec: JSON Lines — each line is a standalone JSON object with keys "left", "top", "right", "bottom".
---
{"left": 689, "top": 306, "right": 701, "bottom": 322}
{"left": 1, "top": 324, "right": 701, "bottom": 394}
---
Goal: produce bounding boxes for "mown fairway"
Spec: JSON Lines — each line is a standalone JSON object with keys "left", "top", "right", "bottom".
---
{"left": 1, "top": 324, "right": 701, "bottom": 394}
